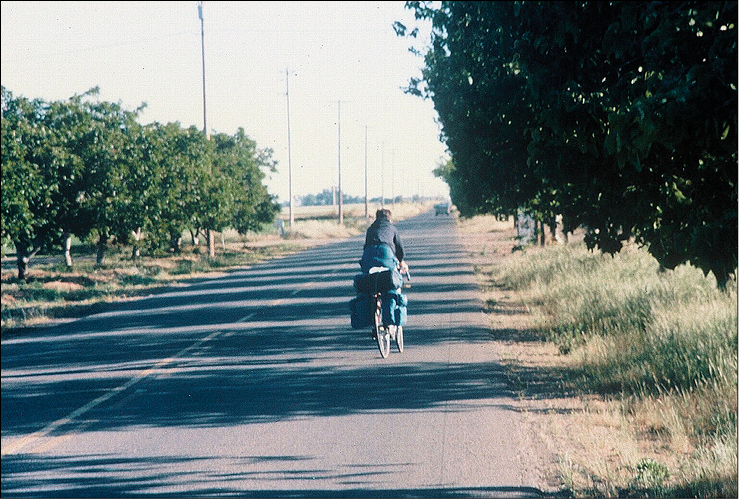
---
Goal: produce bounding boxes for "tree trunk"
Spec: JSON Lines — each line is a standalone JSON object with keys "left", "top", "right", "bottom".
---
{"left": 63, "top": 232, "right": 73, "bottom": 268}
{"left": 96, "top": 232, "right": 107, "bottom": 265}
{"left": 221, "top": 232, "right": 226, "bottom": 251}
{"left": 190, "top": 228, "right": 200, "bottom": 246}
{"left": 171, "top": 234, "right": 182, "bottom": 254}
{"left": 207, "top": 229, "right": 215, "bottom": 258}
{"left": 190, "top": 228, "right": 201, "bottom": 254}
{"left": 538, "top": 220, "right": 545, "bottom": 246}
{"left": 131, "top": 228, "right": 141, "bottom": 261}
{"left": 15, "top": 252, "right": 29, "bottom": 281}
{"left": 14, "top": 243, "right": 38, "bottom": 281}
{"left": 548, "top": 217, "right": 557, "bottom": 245}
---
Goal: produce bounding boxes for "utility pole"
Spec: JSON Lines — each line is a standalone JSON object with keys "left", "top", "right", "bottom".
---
{"left": 198, "top": 1, "right": 215, "bottom": 257}
{"left": 331, "top": 99, "right": 350, "bottom": 225}
{"left": 381, "top": 141, "right": 385, "bottom": 209}
{"left": 198, "top": 1, "right": 207, "bottom": 138}
{"left": 338, "top": 100, "right": 343, "bottom": 225}
{"left": 364, "top": 125, "right": 368, "bottom": 218}
{"left": 286, "top": 68, "right": 293, "bottom": 228}
{"left": 392, "top": 148, "right": 396, "bottom": 211}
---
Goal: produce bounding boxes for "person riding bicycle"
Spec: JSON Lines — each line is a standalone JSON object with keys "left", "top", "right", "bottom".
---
{"left": 361, "top": 209, "right": 408, "bottom": 275}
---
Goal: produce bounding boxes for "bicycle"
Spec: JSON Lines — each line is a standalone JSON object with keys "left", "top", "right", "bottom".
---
{"left": 372, "top": 267, "right": 409, "bottom": 358}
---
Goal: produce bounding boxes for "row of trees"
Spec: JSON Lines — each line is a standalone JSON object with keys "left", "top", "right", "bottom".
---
{"left": 297, "top": 189, "right": 364, "bottom": 207}
{"left": 295, "top": 188, "right": 408, "bottom": 207}
{"left": 397, "top": 1, "right": 737, "bottom": 287}
{"left": 1, "top": 86, "right": 280, "bottom": 279}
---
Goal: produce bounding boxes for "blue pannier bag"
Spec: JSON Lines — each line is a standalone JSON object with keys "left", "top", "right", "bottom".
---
{"left": 350, "top": 293, "right": 374, "bottom": 329}
{"left": 353, "top": 269, "right": 402, "bottom": 294}
{"left": 382, "top": 289, "right": 407, "bottom": 326}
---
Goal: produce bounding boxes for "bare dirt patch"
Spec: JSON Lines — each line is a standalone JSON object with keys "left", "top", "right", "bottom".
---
{"left": 455, "top": 215, "right": 564, "bottom": 491}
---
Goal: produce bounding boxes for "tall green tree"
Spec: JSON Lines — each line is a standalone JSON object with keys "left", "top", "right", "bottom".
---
{"left": 400, "top": 1, "right": 737, "bottom": 287}
{"left": 1, "top": 88, "right": 60, "bottom": 279}
{"left": 74, "top": 96, "right": 144, "bottom": 264}
{"left": 127, "top": 122, "right": 210, "bottom": 255}
{"left": 41, "top": 89, "right": 98, "bottom": 267}
{"left": 212, "top": 128, "right": 278, "bottom": 235}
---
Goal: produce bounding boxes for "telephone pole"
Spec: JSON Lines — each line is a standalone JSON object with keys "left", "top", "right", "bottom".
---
{"left": 198, "top": 1, "right": 214, "bottom": 257}
{"left": 364, "top": 125, "right": 368, "bottom": 218}
{"left": 338, "top": 101, "right": 343, "bottom": 225}
{"left": 332, "top": 100, "right": 350, "bottom": 225}
{"left": 392, "top": 148, "right": 396, "bottom": 211}
{"left": 198, "top": 1, "right": 207, "bottom": 137}
{"left": 381, "top": 141, "right": 385, "bottom": 209}
{"left": 286, "top": 68, "right": 293, "bottom": 228}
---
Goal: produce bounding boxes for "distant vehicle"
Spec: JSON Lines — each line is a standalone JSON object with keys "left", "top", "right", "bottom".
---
{"left": 435, "top": 202, "right": 451, "bottom": 216}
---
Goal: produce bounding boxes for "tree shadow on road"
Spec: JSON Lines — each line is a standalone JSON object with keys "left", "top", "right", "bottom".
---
{"left": 2, "top": 212, "right": 565, "bottom": 497}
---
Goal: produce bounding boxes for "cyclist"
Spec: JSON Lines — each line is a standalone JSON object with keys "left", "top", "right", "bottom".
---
{"left": 361, "top": 209, "right": 408, "bottom": 275}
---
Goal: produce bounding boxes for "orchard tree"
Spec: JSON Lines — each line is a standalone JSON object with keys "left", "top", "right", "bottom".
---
{"left": 120, "top": 122, "right": 209, "bottom": 255}
{"left": 41, "top": 90, "right": 98, "bottom": 267}
{"left": 74, "top": 95, "right": 144, "bottom": 264}
{"left": 1, "top": 88, "right": 60, "bottom": 279}
{"left": 212, "top": 128, "right": 279, "bottom": 236}
{"left": 399, "top": 2, "right": 538, "bottom": 218}
{"left": 400, "top": 1, "right": 737, "bottom": 287}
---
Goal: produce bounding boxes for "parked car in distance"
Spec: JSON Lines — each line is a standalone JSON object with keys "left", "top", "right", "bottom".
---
{"left": 435, "top": 202, "right": 451, "bottom": 216}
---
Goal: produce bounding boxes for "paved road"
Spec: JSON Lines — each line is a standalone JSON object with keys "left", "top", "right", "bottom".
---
{"left": 1, "top": 210, "right": 543, "bottom": 498}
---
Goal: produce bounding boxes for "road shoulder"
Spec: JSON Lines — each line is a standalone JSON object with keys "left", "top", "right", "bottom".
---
{"left": 456, "top": 214, "right": 574, "bottom": 496}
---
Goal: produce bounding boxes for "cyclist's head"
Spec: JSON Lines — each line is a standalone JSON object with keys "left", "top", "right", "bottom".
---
{"left": 375, "top": 209, "right": 392, "bottom": 222}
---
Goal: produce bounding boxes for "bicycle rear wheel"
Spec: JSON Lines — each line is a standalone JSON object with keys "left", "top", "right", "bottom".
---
{"left": 374, "top": 295, "right": 390, "bottom": 358}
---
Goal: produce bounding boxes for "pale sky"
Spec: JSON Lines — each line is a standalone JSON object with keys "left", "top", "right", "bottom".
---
{"left": 1, "top": 0, "right": 450, "bottom": 203}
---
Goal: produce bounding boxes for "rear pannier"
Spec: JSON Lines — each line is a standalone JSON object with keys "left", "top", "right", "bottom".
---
{"left": 353, "top": 268, "right": 402, "bottom": 294}
{"left": 382, "top": 289, "right": 407, "bottom": 326}
{"left": 349, "top": 293, "right": 374, "bottom": 329}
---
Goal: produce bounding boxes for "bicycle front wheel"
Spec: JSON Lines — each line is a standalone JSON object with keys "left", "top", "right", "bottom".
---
{"left": 395, "top": 325, "right": 404, "bottom": 353}
{"left": 377, "top": 327, "right": 390, "bottom": 358}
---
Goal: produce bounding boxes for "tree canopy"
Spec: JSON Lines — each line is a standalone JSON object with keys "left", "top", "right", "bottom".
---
{"left": 1, "top": 86, "right": 280, "bottom": 278}
{"left": 398, "top": 1, "right": 737, "bottom": 287}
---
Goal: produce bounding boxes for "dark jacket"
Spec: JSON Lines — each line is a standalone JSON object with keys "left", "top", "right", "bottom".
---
{"left": 364, "top": 216, "right": 405, "bottom": 262}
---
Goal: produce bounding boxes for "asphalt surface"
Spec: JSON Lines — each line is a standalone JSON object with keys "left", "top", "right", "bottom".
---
{"left": 1, "top": 210, "right": 545, "bottom": 498}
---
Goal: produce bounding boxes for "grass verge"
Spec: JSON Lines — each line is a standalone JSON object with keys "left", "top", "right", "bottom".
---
{"left": 459, "top": 214, "right": 737, "bottom": 498}
{"left": 1, "top": 243, "right": 300, "bottom": 332}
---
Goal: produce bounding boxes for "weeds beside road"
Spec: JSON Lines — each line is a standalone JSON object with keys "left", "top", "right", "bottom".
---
{"left": 458, "top": 214, "right": 737, "bottom": 498}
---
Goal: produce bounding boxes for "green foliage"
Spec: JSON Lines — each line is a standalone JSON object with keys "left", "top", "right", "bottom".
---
{"left": 1, "top": 86, "right": 278, "bottom": 277}
{"left": 402, "top": 1, "right": 737, "bottom": 288}
{"left": 631, "top": 458, "right": 670, "bottom": 492}
{"left": 1, "top": 88, "right": 60, "bottom": 275}
{"left": 211, "top": 128, "right": 278, "bottom": 235}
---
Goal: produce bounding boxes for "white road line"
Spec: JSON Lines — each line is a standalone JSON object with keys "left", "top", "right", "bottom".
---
{"left": 1, "top": 330, "right": 221, "bottom": 456}
{"left": 3, "top": 268, "right": 342, "bottom": 455}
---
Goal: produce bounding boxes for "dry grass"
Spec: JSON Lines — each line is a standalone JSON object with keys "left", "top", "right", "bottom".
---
{"left": 1, "top": 202, "right": 433, "bottom": 332}
{"left": 0, "top": 243, "right": 300, "bottom": 331}
{"left": 457, "top": 213, "right": 738, "bottom": 498}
